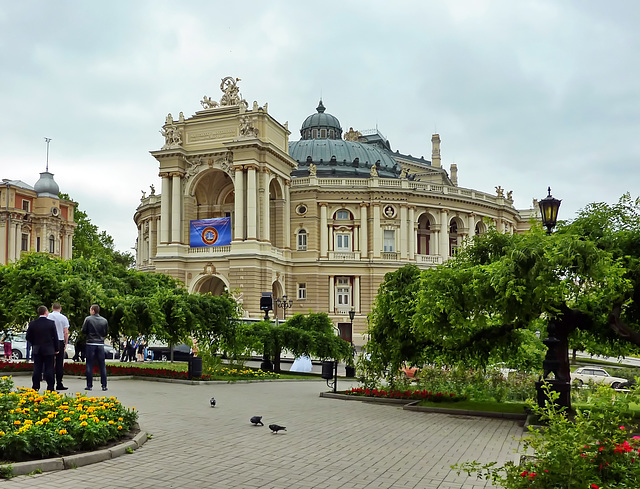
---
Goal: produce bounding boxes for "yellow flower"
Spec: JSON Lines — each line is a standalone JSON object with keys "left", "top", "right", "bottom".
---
{"left": 108, "top": 420, "right": 115, "bottom": 425}
{"left": 24, "top": 419, "right": 33, "bottom": 425}
{"left": 118, "top": 417, "right": 123, "bottom": 421}
{"left": 79, "top": 414, "right": 88, "bottom": 420}
{"left": 42, "top": 418, "right": 50, "bottom": 424}
{"left": 1, "top": 376, "right": 7, "bottom": 380}
{"left": 0, "top": 431, "right": 4, "bottom": 436}
{"left": 93, "top": 418, "right": 99, "bottom": 423}
{"left": 35, "top": 421, "right": 44, "bottom": 426}
{"left": 80, "top": 421, "right": 88, "bottom": 427}
{"left": 59, "top": 429, "right": 67, "bottom": 435}
{"left": 63, "top": 417, "right": 71, "bottom": 422}
{"left": 117, "top": 425, "right": 123, "bottom": 430}
{"left": 13, "top": 420, "right": 21, "bottom": 425}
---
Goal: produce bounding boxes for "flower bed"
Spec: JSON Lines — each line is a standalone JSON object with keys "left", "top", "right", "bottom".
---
{"left": 0, "top": 361, "right": 279, "bottom": 382}
{"left": 345, "top": 387, "right": 466, "bottom": 402}
{"left": 0, "top": 376, "right": 138, "bottom": 462}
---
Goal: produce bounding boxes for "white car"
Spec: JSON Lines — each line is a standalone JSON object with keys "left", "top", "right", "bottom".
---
{"left": 572, "top": 366, "right": 629, "bottom": 389}
{"left": 10, "top": 332, "right": 74, "bottom": 360}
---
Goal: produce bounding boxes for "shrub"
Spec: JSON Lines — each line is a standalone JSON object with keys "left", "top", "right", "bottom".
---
{"left": 454, "top": 382, "right": 640, "bottom": 488}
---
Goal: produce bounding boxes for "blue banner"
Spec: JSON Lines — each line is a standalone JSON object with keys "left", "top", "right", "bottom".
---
{"left": 190, "top": 217, "right": 232, "bottom": 247}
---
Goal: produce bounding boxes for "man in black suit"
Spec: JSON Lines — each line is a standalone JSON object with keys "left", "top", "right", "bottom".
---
{"left": 25, "top": 305, "right": 59, "bottom": 391}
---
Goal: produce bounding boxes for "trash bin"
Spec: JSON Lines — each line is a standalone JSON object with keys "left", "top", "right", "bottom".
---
{"left": 188, "top": 356, "right": 203, "bottom": 379}
{"left": 321, "top": 360, "right": 334, "bottom": 380}
{"left": 345, "top": 365, "right": 356, "bottom": 378}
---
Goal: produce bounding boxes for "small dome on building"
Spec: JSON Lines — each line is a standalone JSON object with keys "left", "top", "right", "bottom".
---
{"left": 34, "top": 171, "right": 60, "bottom": 199}
{"left": 300, "top": 101, "right": 342, "bottom": 140}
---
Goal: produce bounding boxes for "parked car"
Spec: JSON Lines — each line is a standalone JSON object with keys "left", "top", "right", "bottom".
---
{"left": 572, "top": 366, "right": 629, "bottom": 389}
{"left": 103, "top": 344, "right": 120, "bottom": 360}
{"left": 10, "top": 333, "right": 27, "bottom": 360}
{"left": 148, "top": 344, "right": 192, "bottom": 362}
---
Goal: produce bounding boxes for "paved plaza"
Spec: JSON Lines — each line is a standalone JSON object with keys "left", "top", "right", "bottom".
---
{"left": 5, "top": 375, "right": 523, "bottom": 488}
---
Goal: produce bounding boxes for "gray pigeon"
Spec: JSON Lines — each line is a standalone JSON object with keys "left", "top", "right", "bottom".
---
{"left": 250, "top": 416, "right": 264, "bottom": 426}
{"left": 269, "top": 424, "right": 286, "bottom": 433}
{"left": 210, "top": 397, "right": 216, "bottom": 407}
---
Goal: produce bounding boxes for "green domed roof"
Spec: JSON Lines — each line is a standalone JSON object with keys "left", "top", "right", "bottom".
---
{"left": 300, "top": 101, "right": 342, "bottom": 139}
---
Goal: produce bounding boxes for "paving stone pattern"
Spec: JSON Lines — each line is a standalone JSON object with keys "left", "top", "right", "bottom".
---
{"left": 6, "top": 376, "right": 523, "bottom": 488}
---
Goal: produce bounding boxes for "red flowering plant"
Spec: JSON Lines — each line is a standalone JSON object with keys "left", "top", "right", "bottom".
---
{"left": 345, "top": 386, "right": 466, "bottom": 403}
{"left": 454, "top": 382, "right": 640, "bottom": 488}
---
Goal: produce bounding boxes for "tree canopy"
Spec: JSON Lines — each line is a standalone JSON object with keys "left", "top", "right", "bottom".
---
{"left": 60, "top": 193, "right": 134, "bottom": 267}
{"left": 367, "top": 194, "right": 640, "bottom": 379}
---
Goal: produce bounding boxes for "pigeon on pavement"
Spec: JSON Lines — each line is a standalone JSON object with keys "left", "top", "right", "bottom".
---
{"left": 250, "top": 416, "right": 264, "bottom": 426}
{"left": 269, "top": 424, "right": 286, "bottom": 433}
{"left": 210, "top": 397, "right": 216, "bottom": 407}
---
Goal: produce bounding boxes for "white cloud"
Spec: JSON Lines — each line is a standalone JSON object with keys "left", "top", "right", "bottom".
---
{"left": 2, "top": 0, "right": 640, "bottom": 252}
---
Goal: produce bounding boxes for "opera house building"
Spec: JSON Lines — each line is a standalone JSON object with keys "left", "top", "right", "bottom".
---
{"left": 134, "top": 77, "right": 537, "bottom": 345}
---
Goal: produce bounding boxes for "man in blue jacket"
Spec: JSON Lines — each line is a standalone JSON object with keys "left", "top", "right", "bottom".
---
{"left": 26, "top": 305, "right": 59, "bottom": 391}
{"left": 81, "top": 304, "right": 109, "bottom": 391}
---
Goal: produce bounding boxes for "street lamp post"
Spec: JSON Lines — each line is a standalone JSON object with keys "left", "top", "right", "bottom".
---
{"left": 275, "top": 294, "right": 293, "bottom": 320}
{"left": 536, "top": 188, "right": 570, "bottom": 410}
{"left": 539, "top": 187, "right": 562, "bottom": 234}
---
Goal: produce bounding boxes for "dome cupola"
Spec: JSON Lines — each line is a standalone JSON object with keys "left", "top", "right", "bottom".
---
{"left": 300, "top": 100, "right": 342, "bottom": 140}
{"left": 34, "top": 171, "right": 60, "bottom": 199}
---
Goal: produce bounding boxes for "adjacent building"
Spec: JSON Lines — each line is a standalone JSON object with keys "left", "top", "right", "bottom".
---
{"left": 134, "top": 77, "right": 538, "bottom": 345}
{"left": 0, "top": 172, "right": 76, "bottom": 265}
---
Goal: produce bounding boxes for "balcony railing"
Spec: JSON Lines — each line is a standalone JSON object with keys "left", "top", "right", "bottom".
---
{"left": 416, "top": 254, "right": 443, "bottom": 265}
{"left": 187, "top": 245, "right": 231, "bottom": 254}
{"left": 328, "top": 251, "right": 358, "bottom": 260}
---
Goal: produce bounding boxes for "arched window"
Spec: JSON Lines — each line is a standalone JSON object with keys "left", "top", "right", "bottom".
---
{"left": 297, "top": 229, "right": 307, "bottom": 251}
{"left": 449, "top": 221, "right": 459, "bottom": 256}
{"left": 49, "top": 235, "right": 55, "bottom": 254}
{"left": 336, "top": 210, "right": 351, "bottom": 220}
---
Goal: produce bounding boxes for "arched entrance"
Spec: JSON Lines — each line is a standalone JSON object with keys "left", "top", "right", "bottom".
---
{"left": 193, "top": 275, "right": 227, "bottom": 295}
{"left": 191, "top": 169, "right": 235, "bottom": 236}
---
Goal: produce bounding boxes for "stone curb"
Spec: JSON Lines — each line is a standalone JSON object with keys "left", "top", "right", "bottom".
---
{"left": 320, "top": 392, "right": 528, "bottom": 420}
{"left": 2, "top": 425, "right": 148, "bottom": 477}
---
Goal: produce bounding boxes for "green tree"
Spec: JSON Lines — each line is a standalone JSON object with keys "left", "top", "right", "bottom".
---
{"left": 367, "top": 195, "right": 640, "bottom": 384}
{"left": 60, "top": 193, "right": 134, "bottom": 267}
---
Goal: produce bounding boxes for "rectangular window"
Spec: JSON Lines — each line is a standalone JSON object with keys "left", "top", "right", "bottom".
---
{"left": 297, "top": 283, "right": 306, "bottom": 300}
{"left": 336, "top": 234, "right": 350, "bottom": 251}
{"left": 336, "top": 277, "right": 351, "bottom": 307}
{"left": 21, "top": 234, "right": 28, "bottom": 251}
{"left": 36, "top": 237, "right": 40, "bottom": 252}
{"left": 336, "top": 210, "right": 350, "bottom": 220}
{"left": 297, "top": 231, "right": 307, "bottom": 251}
{"left": 383, "top": 230, "right": 395, "bottom": 252}
{"left": 22, "top": 200, "right": 30, "bottom": 212}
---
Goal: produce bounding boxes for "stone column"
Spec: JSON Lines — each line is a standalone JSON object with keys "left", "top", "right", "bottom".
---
{"left": 320, "top": 203, "right": 328, "bottom": 257}
{"left": 156, "top": 217, "right": 162, "bottom": 249}
{"left": 7, "top": 218, "right": 15, "bottom": 263}
{"left": 246, "top": 165, "right": 257, "bottom": 240}
{"left": 409, "top": 206, "right": 416, "bottom": 260}
{"left": 149, "top": 218, "right": 156, "bottom": 261}
{"left": 171, "top": 172, "right": 182, "bottom": 243}
{"left": 372, "top": 203, "right": 381, "bottom": 258}
{"left": 234, "top": 166, "right": 245, "bottom": 241}
{"left": 160, "top": 172, "right": 171, "bottom": 243}
{"left": 0, "top": 221, "right": 6, "bottom": 265}
{"left": 328, "top": 275, "right": 335, "bottom": 313}
{"left": 439, "top": 209, "right": 449, "bottom": 258}
{"left": 261, "top": 169, "right": 270, "bottom": 242}
{"left": 360, "top": 203, "right": 368, "bottom": 259}
{"left": 283, "top": 181, "right": 291, "bottom": 249}
{"left": 136, "top": 224, "right": 142, "bottom": 265}
{"left": 68, "top": 233, "right": 73, "bottom": 259}
{"left": 400, "top": 205, "right": 408, "bottom": 259}
{"left": 354, "top": 276, "right": 361, "bottom": 313}
{"left": 13, "top": 222, "right": 20, "bottom": 262}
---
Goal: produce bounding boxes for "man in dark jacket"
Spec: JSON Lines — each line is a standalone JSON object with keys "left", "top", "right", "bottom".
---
{"left": 81, "top": 304, "right": 109, "bottom": 391}
{"left": 26, "top": 305, "right": 59, "bottom": 391}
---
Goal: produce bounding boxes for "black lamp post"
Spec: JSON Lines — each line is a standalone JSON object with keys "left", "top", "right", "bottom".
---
{"left": 539, "top": 187, "right": 562, "bottom": 234}
{"left": 275, "top": 294, "right": 293, "bottom": 320}
{"left": 535, "top": 188, "right": 570, "bottom": 410}
{"left": 346, "top": 309, "right": 356, "bottom": 378}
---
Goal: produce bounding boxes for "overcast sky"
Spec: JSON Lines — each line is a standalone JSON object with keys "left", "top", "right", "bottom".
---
{"left": 2, "top": 1, "right": 639, "bottom": 253}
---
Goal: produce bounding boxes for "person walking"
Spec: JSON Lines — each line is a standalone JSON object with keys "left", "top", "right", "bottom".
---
{"left": 48, "top": 302, "right": 70, "bottom": 390}
{"left": 25, "top": 305, "right": 59, "bottom": 391}
{"left": 81, "top": 304, "right": 109, "bottom": 391}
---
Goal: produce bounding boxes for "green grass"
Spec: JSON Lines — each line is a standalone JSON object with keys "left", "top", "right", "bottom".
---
{"left": 417, "top": 399, "right": 529, "bottom": 414}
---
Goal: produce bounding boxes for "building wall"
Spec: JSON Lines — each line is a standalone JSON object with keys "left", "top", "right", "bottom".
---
{"left": 0, "top": 182, "right": 76, "bottom": 266}
{"left": 133, "top": 84, "right": 538, "bottom": 345}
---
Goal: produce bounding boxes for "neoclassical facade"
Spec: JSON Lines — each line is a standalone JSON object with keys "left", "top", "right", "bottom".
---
{"left": 134, "top": 77, "right": 537, "bottom": 345}
{"left": 0, "top": 172, "right": 76, "bottom": 265}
